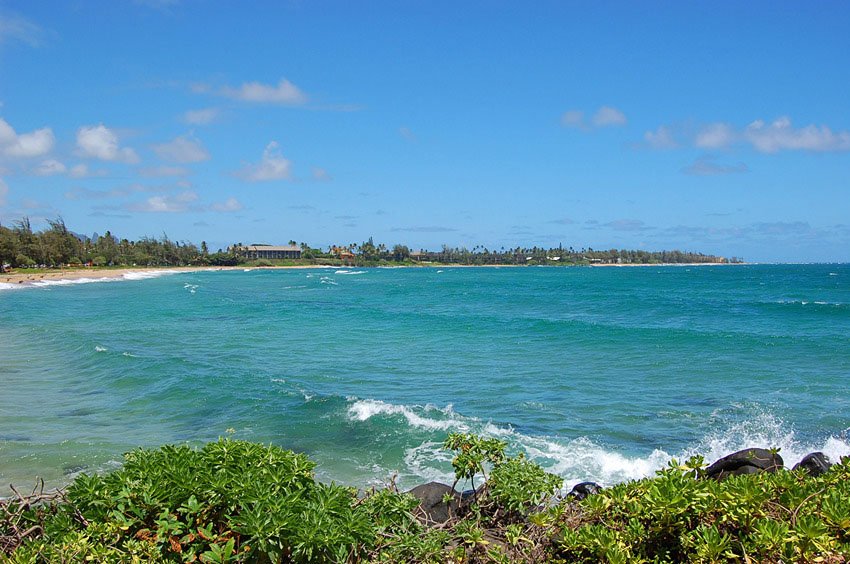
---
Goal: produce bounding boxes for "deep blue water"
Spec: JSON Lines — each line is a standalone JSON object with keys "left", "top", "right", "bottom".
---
{"left": 1, "top": 264, "right": 848, "bottom": 494}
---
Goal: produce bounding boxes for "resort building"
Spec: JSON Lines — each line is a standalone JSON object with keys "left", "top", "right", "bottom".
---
{"left": 242, "top": 244, "right": 302, "bottom": 260}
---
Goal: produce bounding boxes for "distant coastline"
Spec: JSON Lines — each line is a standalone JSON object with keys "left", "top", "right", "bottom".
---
{"left": 0, "top": 261, "right": 753, "bottom": 288}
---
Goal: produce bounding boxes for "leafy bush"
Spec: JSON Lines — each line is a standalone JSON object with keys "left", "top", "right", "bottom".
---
{"left": 6, "top": 437, "right": 850, "bottom": 563}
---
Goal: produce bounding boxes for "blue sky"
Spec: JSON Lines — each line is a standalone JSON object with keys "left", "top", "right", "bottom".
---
{"left": 1, "top": 1, "right": 848, "bottom": 262}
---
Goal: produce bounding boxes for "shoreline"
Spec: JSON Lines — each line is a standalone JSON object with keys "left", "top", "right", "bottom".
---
{"left": 1, "top": 262, "right": 753, "bottom": 287}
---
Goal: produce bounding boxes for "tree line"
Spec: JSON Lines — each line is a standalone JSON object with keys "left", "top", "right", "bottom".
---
{"left": 0, "top": 218, "right": 739, "bottom": 270}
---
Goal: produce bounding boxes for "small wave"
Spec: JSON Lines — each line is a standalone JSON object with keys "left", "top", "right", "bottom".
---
{"left": 320, "top": 276, "right": 338, "bottom": 286}
{"left": 94, "top": 346, "right": 107, "bottom": 352}
{"left": 0, "top": 282, "right": 24, "bottom": 291}
{"left": 347, "top": 398, "right": 850, "bottom": 489}
{"left": 243, "top": 268, "right": 253, "bottom": 272}
{"left": 829, "top": 272, "right": 838, "bottom": 276}
{"left": 184, "top": 283, "right": 198, "bottom": 294}
{"left": 122, "top": 352, "right": 138, "bottom": 358}
{"left": 122, "top": 270, "right": 181, "bottom": 281}
{"left": 32, "top": 277, "right": 110, "bottom": 287}
{"left": 335, "top": 270, "right": 366, "bottom": 275}
{"left": 347, "top": 399, "right": 466, "bottom": 432}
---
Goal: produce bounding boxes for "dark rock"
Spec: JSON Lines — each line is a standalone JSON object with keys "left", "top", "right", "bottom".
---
{"left": 705, "top": 448, "right": 784, "bottom": 480}
{"left": 793, "top": 452, "right": 832, "bottom": 477}
{"left": 407, "top": 482, "right": 460, "bottom": 524}
{"left": 569, "top": 481, "right": 602, "bottom": 500}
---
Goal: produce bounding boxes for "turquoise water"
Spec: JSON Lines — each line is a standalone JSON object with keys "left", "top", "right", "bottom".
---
{"left": 1, "top": 265, "right": 849, "bottom": 495}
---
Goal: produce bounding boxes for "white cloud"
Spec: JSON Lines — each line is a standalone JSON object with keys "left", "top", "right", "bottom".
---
{"left": 127, "top": 190, "right": 198, "bottom": 213}
{"left": 0, "top": 118, "right": 54, "bottom": 158}
{"left": 221, "top": 78, "right": 307, "bottom": 105}
{"left": 399, "top": 127, "right": 416, "bottom": 141}
{"left": 33, "top": 158, "right": 67, "bottom": 176}
{"left": 643, "top": 125, "right": 678, "bottom": 149}
{"left": 695, "top": 122, "right": 735, "bottom": 149}
{"left": 592, "top": 106, "right": 627, "bottom": 127}
{"left": 561, "top": 106, "right": 626, "bottom": 129}
{"left": 744, "top": 117, "right": 850, "bottom": 153}
{"left": 69, "top": 163, "right": 107, "bottom": 178}
{"left": 210, "top": 197, "right": 243, "bottom": 212}
{"left": 183, "top": 107, "right": 219, "bottom": 125}
{"left": 76, "top": 124, "right": 140, "bottom": 163}
{"left": 689, "top": 117, "right": 850, "bottom": 153}
{"left": 153, "top": 134, "right": 209, "bottom": 163}
{"left": 0, "top": 178, "right": 7, "bottom": 207}
{"left": 238, "top": 141, "right": 292, "bottom": 181}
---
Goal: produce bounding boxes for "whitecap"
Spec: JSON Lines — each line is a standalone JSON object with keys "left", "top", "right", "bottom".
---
{"left": 335, "top": 270, "right": 366, "bottom": 275}
{"left": 122, "top": 270, "right": 181, "bottom": 281}
{"left": 94, "top": 346, "right": 107, "bottom": 352}
{"left": 347, "top": 399, "right": 468, "bottom": 432}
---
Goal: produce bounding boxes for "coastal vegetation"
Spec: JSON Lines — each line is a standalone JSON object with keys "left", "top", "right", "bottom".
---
{"left": 0, "top": 218, "right": 740, "bottom": 271}
{"left": 3, "top": 436, "right": 848, "bottom": 562}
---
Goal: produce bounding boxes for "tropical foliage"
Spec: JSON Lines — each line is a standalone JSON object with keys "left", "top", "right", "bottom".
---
{"left": 3, "top": 438, "right": 849, "bottom": 562}
{"left": 0, "top": 217, "right": 736, "bottom": 270}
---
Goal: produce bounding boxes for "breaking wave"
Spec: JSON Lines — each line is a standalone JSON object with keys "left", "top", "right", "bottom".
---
{"left": 345, "top": 398, "right": 850, "bottom": 489}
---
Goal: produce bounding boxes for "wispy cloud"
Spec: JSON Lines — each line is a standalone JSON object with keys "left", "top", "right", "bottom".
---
{"left": 0, "top": 118, "right": 54, "bottom": 158}
{"left": 126, "top": 190, "right": 199, "bottom": 213}
{"left": 399, "top": 126, "right": 417, "bottom": 141}
{"left": 69, "top": 163, "right": 108, "bottom": 178}
{"left": 138, "top": 165, "right": 190, "bottom": 177}
{"left": 183, "top": 107, "right": 219, "bottom": 125}
{"left": 641, "top": 125, "right": 678, "bottom": 149}
{"left": 561, "top": 106, "right": 627, "bottom": 130}
{"left": 237, "top": 141, "right": 292, "bottom": 181}
{"left": 682, "top": 155, "right": 748, "bottom": 176}
{"left": 209, "top": 197, "right": 243, "bottom": 212}
{"left": 312, "top": 167, "right": 331, "bottom": 181}
{"left": 0, "top": 10, "right": 44, "bottom": 47}
{"left": 220, "top": 78, "right": 307, "bottom": 105}
{"left": 76, "top": 124, "right": 139, "bottom": 163}
{"left": 32, "top": 159, "right": 66, "bottom": 176}
{"left": 548, "top": 217, "right": 576, "bottom": 225}
{"left": 152, "top": 133, "right": 209, "bottom": 163}
{"left": 0, "top": 177, "right": 8, "bottom": 207}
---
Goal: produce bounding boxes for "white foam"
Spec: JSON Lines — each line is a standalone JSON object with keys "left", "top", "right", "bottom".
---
{"left": 0, "top": 282, "right": 24, "bottom": 291}
{"left": 122, "top": 269, "right": 181, "bottom": 281}
{"left": 347, "top": 399, "right": 467, "bottom": 432}
{"left": 95, "top": 346, "right": 107, "bottom": 352}
{"left": 348, "top": 398, "right": 850, "bottom": 489}
{"left": 31, "top": 277, "right": 111, "bottom": 287}
{"left": 335, "top": 270, "right": 366, "bottom": 275}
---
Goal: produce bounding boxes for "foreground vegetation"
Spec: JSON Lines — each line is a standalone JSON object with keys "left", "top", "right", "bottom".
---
{"left": 0, "top": 217, "right": 738, "bottom": 270}
{"left": 2, "top": 436, "right": 848, "bottom": 563}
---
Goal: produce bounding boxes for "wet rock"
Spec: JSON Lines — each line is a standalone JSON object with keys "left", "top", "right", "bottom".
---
{"left": 705, "top": 448, "right": 783, "bottom": 480}
{"left": 407, "top": 482, "right": 460, "bottom": 524}
{"left": 793, "top": 452, "right": 831, "bottom": 477}
{"left": 569, "top": 481, "right": 602, "bottom": 500}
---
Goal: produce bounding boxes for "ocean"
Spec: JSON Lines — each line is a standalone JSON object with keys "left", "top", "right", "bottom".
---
{"left": 1, "top": 264, "right": 848, "bottom": 496}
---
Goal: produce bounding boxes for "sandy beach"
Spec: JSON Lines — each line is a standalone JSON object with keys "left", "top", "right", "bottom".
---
{"left": 1, "top": 262, "right": 747, "bottom": 287}
{"left": 0, "top": 265, "right": 329, "bottom": 287}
